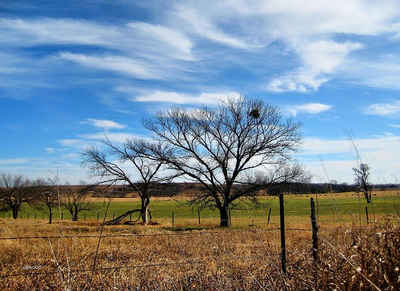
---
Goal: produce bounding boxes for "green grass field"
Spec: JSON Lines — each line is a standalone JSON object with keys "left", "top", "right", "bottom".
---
{"left": 1, "top": 193, "right": 399, "bottom": 226}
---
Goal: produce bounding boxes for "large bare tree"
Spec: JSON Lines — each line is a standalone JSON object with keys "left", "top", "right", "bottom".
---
{"left": 82, "top": 139, "right": 171, "bottom": 225}
{"left": 0, "top": 174, "right": 32, "bottom": 219}
{"left": 143, "top": 97, "right": 304, "bottom": 227}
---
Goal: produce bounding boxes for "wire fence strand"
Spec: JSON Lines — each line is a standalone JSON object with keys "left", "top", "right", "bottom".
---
{"left": 0, "top": 228, "right": 310, "bottom": 241}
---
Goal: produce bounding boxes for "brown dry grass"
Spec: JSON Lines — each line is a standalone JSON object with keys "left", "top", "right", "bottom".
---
{"left": 0, "top": 215, "right": 399, "bottom": 290}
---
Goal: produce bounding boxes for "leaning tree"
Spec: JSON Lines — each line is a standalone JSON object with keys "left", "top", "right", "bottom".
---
{"left": 82, "top": 139, "right": 172, "bottom": 225}
{"left": 143, "top": 97, "right": 304, "bottom": 227}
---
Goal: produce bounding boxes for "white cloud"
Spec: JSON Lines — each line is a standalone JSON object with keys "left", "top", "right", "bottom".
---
{"left": 0, "top": 18, "right": 196, "bottom": 86}
{"left": 389, "top": 124, "right": 400, "bottom": 128}
{"left": 287, "top": 103, "right": 332, "bottom": 116}
{"left": 0, "top": 158, "right": 29, "bottom": 165}
{"left": 59, "top": 53, "right": 164, "bottom": 80}
{"left": 300, "top": 134, "right": 400, "bottom": 183}
{"left": 132, "top": 90, "right": 241, "bottom": 104}
{"left": 267, "top": 41, "right": 363, "bottom": 92}
{"left": 80, "top": 132, "right": 139, "bottom": 144}
{"left": 0, "top": 18, "right": 194, "bottom": 60}
{"left": 45, "top": 147, "right": 56, "bottom": 154}
{"left": 127, "top": 22, "right": 194, "bottom": 61}
{"left": 301, "top": 135, "right": 400, "bottom": 156}
{"left": 168, "top": 1, "right": 400, "bottom": 92}
{"left": 58, "top": 139, "right": 82, "bottom": 146}
{"left": 83, "top": 118, "right": 126, "bottom": 129}
{"left": 364, "top": 100, "right": 400, "bottom": 116}
{"left": 173, "top": 5, "right": 257, "bottom": 49}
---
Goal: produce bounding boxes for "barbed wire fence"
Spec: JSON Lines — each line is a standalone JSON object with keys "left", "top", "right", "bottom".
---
{"left": 0, "top": 196, "right": 394, "bottom": 289}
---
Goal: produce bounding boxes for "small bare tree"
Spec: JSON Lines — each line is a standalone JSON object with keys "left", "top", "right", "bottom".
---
{"left": 143, "top": 97, "right": 303, "bottom": 227}
{"left": 30, "top": 177, "right": 60, "bottom": 224}
{"left": 82, "top": 139, "right": 171, "bottom": 225}
{"left": 353, "top": 163, "right": 372, "bottom": 203}
{"left": 0, "top": 174, "right": 32, "bottom": 219}
{"left": 61, "top": 184, "right": 92, "bottom": 221}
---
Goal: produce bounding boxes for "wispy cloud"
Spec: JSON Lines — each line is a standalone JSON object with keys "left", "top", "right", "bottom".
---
{"left": 0, "top": 158, "right": 30, "bottom": 165}
{"left": 129, "top": 90, "right": 241, "bottom": 105}
{"left": 58, "top": 139, "right": 82, "bottom": 146}
{"left": 80, "top": 132, "right": 139, "bottom": 143}
{"left": 59, "top": 53, "right": 165, "bottom": 80}
{"left": 82, "top": 118, "right": 126, "bottom": 130}
{"left": 267, "top": 41, "right": 363, "bottom": 92}
{"left": 299, "top": 134, "right": 400, "bottom": 183}
{"left": 287, "top": 103, "right": 332, "bottom": 116}
{"left": 364, "top": 100, "right": 400, "bottom": 116}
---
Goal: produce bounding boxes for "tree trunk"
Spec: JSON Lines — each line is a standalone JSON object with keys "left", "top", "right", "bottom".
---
{"left": 48, "top": 206, "right": 52, "bottom": 224}
{"left": 219, "top": 205, "right": 230, "bottom": 227}
{"left": 141, "top": 197, "right": 150, "bottom": 225}
{"left": 12, "top": 206, "right": 18, "bottom": 219}
{"left": 72, "top": 210, "right": 78, "bottom": 221}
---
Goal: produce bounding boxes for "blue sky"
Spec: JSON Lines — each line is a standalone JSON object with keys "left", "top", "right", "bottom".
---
{"left": 1, "top": 0, "right": 400, "bottom": 184}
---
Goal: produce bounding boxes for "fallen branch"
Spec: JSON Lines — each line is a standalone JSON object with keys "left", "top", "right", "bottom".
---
{"left": 103, "top": 209, "right": 141, "bottom": 225}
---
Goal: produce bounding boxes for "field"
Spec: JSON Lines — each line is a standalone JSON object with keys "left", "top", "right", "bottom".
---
{"left": 1, "top": 191, "right": 399, "bottom": 226}
{"left": 0, "top": 191, "right": 399, "bottom": 290}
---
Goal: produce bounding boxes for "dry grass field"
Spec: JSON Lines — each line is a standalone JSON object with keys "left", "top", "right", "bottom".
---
{"left": 0, "top": 213, "right": 399, "bottom": 290}
{"left": 0, "top": 191, "right": 399, "bottom": 290}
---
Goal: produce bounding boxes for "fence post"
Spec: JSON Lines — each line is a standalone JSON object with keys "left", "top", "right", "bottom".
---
{"left": 198, "top": 208, "right": 201, "bottom": 225}
{"left": 61, "top": 211, "right": 64, "bottom": 220}
{"left": 97, "top": 212, "right": 99, "bottom": 221}
{"left": 267, "top": 208, "right": 272, "bottom": 225}
{"left": 279, "top": 193, "right": 286, "bottom": 274}
{"left": 365, "top": 206, "right": 369, "bottom": 224}
{"left": 310, "top": 197, "right": 319, "bottom": 283}
{"left": 172, "top": 211, "right": 175, "bottom": 227}
{"left": 129, "top": 213, "right": 132, "bottom": 222}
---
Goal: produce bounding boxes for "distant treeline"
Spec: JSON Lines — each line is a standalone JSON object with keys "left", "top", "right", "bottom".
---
{"left": 265, "top": 183, "right": 394, "bottom": 195}
{"left": 80, "top": 182, "right": 400, "bottom": 197}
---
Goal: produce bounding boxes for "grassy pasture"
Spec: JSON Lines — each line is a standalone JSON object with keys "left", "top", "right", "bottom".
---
{"left": 1, "top": 191, "right": 399, "bottom": 226}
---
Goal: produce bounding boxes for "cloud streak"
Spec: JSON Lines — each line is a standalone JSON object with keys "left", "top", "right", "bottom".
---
{"left": 287, "top": 103, "right": 332, "bottom": 116}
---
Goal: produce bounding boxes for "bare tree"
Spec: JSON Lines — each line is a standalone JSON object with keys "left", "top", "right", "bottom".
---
{"left": 61, "top": 184, "right": 91, "bottom": 221}
{"left": 0, "top": 174, "right": 32, "bottom": 219}
{"left": 353, "top": 163, "right": 372, "bottom": 203}
{"left": 30, "top": 177, "right": 60, "bottom": 224}
{"left": 82, "top": 139, "right": 171, "bottom": 225}
{"left": 143, "top": 97, "right": 303, "bottom": 227}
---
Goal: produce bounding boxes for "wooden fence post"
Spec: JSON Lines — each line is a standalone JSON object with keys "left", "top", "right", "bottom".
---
{"left": 279, "top": 193, "right": 287, "bottom": 274}
{"left": 61, "top": 211, "right": 64, "bottom": 220}
{"left": 267, "top": 208, "right": 272, "bottom": 225}
{"left": 198, "top": 208, "right": 201, "bottom": 225}
{"left": 172, "top": 211, "right": 175, "bottom": 227}
{"left": 365, "top": 206, "right": 369, "bottom": 224}
{"left": 97, "top": 212, "right": 99, "bottom": 221}
{"left": 310, "top": 197, "right": 319, "bottom": 283}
